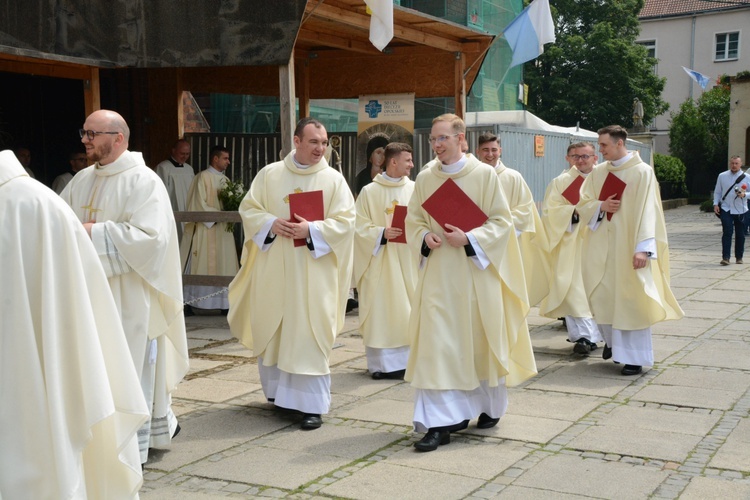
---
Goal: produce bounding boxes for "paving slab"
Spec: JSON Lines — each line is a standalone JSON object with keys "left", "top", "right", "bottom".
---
{"left": 599, "top": 405, "right": 720, "bottom": 436}
{"left": 199, "top": 445, "right": 351, "bottom": 490}
{"left": 512, "top": 454, "right": 668, "bottom": 499}
{"left": 526, "top": 365, "right": 633, "bottom": 398}
{"left": 678, "top": 300, "right": 744, "bottom": 320}
{"left": 690, "top": 288, "right": 750, "bottom": 304}
{"left": 320, "top": 462, "right": 485, "bottom": 500}
{"left": 567, "top": 421, "right": 702, "bottom": 462}
{"left": 145, "top": 408, "right": 292, "bottom": 471}
{"left": 187, "top": 338, "right": 216, "bottom": 350}
{"left": 172, "top": 377, "right": 259, "bottom": 403}
{"left": 141, "top": 487, "right": 233, "bottom": 499}
{"left": 206, "top": 363, "right": 261, "bottom": 384}
{"left": 631, "top": 384, "right": 739, "bottom": 410}
{"left": 187, "top": 358, "right": 232, "bottom": 375}
{"left": 496, "top": 486, "right": 596, "bottom": 499}
{"left": 709, "top": 418, "right": 750, "bottom": 472}
{"left": 261, "top": 424, "right": 404, "bottom": 459}
{"left": 372, "top": 381, "right": 416, "bottom": 403}
{"left": 336, "top": 398, "right": 414, "bottom": 427}
{"left": 651, "top": 366, "right": 750, "bottom": 393}
{"left": 468, "top": 413, "right": 572, "bottom": 444}
{"left": 386, "top": 437, "right": 528, "bottom": 480}
{"left": 331, "top": 371, "right": 405, "bottom": 397}
{"left": 196, "top": 341, "right": 254, "bottom": 358}
{"left": 679, "top": 341, "right": 750, "bottom": 370}
{"left": 681, "top": 476, "right": 750, "bottom": 499}
{"left": 507, "top": 390, "right": 601, "bottom": 421}
{"left": 652, "top": 336, "right": 691, "bottom": 361}
{"left": 651, "top": 317, "right": 718, "bottom": 337}
{"left": 670, "top": 276, "right": 719, "bottom": 288}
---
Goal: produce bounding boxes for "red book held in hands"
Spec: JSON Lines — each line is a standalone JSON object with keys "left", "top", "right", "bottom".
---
{"left": 561, "top": 175, "right": 584, "bottom": 205}
{"left": 598, "top": 172, "right": 627, "bottom": 221}
{"left": 421, "top": 178, "right": 488, "bottom": 232}
{"left": 289, "top": 190, "right": 324, "bottom": 247}
{"left": 390, "top": 205, "right": 407, "bottom": 244}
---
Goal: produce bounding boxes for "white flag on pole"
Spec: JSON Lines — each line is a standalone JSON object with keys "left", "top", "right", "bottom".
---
{"left": 365, "top": 0, "right": 394, "bottom": 52}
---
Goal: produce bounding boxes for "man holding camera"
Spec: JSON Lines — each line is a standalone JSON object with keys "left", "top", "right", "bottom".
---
{"left": 714, "top": 156, "right": 747, "bottom": 265}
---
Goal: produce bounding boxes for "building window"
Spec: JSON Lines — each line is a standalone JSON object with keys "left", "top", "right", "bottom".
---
{"left": 636, "top": 40, "right": 657, "bottom": 73}
{"left": 715, "top": 32, "right": 739, "bottom": 61}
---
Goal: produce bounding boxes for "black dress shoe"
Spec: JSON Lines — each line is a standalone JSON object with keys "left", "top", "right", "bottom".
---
{"left": 183, "top": 305, "right": 195, "bottom": 317}
{"left": 346, "top": 298, "right": 358, "bottom": 313}
{"left": 371, "top": 369, "right": 406, "bottom": 380}
{"left": 172, "top": 423, "right": 181, "bottom": 438}
{"left": 414, "top": 429, "right": 450, "bottom": 452}
{"left": 477, "top": 412, "right": 500, "bottom": 429}
{"left": 220, "top": 308, "right": 229, "bottom": 316}
{"left": 300, "top": 413, "right": 322, "bottom": 430}
{"left": 621, "top": 364, "right": 642, "bottom": 376}
{"left": 602, "top": 344, "right": 612, "bottom": 360}
{"left": 371, "top": 371, "right": 384, "bottom": 380}
{"left": 573, "top": 338, "right": 597, "bottom": 355}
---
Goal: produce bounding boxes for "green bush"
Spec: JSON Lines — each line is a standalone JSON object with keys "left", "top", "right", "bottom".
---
{"left": 699, "top": 199, "right": 714, "bottom": 212}
{"left": 653, "top": 153, "right": 688, "bottom": 199}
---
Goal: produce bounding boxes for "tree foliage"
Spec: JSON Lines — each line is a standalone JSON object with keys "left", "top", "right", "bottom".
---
{"left": 523, "top": 0, "right": 668, "bottom": 130}
{"left": 668, "top": 80, "right": 730, "bottom": 196}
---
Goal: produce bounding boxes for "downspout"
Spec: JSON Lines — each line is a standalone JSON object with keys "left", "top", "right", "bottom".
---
{"left": 689, "top": 15, "right": 696, "bottom": 99}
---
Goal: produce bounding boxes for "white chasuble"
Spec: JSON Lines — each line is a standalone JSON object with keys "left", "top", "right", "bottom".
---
{"left": 539, "top": 167, "right": 593, "bottom": 319}
{"left": 61, "top": 150, "right": 189, "bottom": 459}
{"left": 406, "top": 156, "right": 537, "bottom": 391}
{"left": 1, "top": 151, "right": 149, "bottom": 499}
{"left": 354, "top": 174, "right": 417, "bottom": 349}
{"left": 495, "top": 161, "right": 551, "bottom": 306}
{"left": 228, "top": 151, "right": 355, "bottom": 375}
{"left": 577, "top": 152, "right": 684, "bottom": 329}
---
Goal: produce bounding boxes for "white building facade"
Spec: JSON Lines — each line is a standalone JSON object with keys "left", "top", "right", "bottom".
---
{"left": 638, "top": 0, "right": 750, "bottom": 154}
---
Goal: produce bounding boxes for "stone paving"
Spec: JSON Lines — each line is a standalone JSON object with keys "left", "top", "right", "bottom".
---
{"left": 141, "top": 205, "right": 750, "bottom": 499}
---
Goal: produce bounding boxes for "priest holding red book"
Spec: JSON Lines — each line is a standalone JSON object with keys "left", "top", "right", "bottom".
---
{"left": 228, "top": 118, "right": 355, "bottom": 431}
{"left": 405, "top": 114, "right": 536, "bottom": 452}
{"left": 577, "top": 125, "right": 683, "bottom": 376}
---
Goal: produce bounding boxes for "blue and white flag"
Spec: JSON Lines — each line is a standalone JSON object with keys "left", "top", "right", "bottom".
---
{"left": 503, "top": 0, "right": 556, "bottom": 68}
{"left": 682, "top": 67, "right": 711, "bottom": 89}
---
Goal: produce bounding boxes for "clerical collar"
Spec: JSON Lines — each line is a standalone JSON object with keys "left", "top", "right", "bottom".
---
{"left": 207, "top": 166, "right": 221, "bottom": 175}
{"left": 292, "top": 156, "right": 311, "bottom": 169}
{"left": 611, "top": 152, "right": 634, "bottom": 167}
{"left": 169, "top": 157, "right": 183, "bottom": 168}
{"left": 381, "top": 172, "right": 402, "bottom": 183}
{"left": 441, "top": 154, "right": 467, "bottom": 174}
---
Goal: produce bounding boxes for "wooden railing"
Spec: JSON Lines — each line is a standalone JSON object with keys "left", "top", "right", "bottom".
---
{"left": 174, "top": 211, "right": 242, "bottom": 287}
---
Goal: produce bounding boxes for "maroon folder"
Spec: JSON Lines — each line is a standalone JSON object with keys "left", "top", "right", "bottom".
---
{"left": 561, "top": 175, "right": 584, "bottom": 205}
{"left": 598, "top": 172, "right": 627, "bottom": 221}
{"left": 390, "top": 205, "right": 407, "bottom": 244}
{"left": 421, "top": 178, "right": 488, "bottom": 232}
{"left": 289, "top": 190, "right": 324, "bottom": 247}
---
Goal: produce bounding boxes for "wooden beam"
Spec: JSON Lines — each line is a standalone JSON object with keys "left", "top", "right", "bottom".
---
{"left": 298, "top": 27, "right": 380, "bottom": 55}
{"left": 309, "top": 3, "right": 464, "bottom": 52}
{"left": 83, "top": 67, "right": 100, "bottom": 117}
{"left": 298, "top": 57, "right": 311, "bottom": 119}
{"left": 279, "top": 56, "right": 296, "bottom": 157}
{"left": 454, "top": 53, "right": 466, "bottom": 119}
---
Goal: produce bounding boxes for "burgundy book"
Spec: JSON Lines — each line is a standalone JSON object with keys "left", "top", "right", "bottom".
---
{"left": 288, "top": 190, "right": 324, "bottom": 247}
{"left": 421, "top": 178, "right": 488, "bottom": 232}
{"left": 598, "top": 172, "right": 627, "bottom": 221}
{"left": 561, "top": 175, "right": 585, "bottom": 205}
{"left": 390, "top": 205, "right": 407, "bottom": 244}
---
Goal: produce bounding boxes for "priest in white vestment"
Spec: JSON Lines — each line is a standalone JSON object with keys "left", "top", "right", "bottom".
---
{"left": 354, "top": 143, "right": 417, "bottom": 380}
{"left": 61, "top": 110, "right": 190, "bottom": 463}
{"left": 180, "top": 145, "right": 239, "bottom": 312}
{"left": 406, "top": 115, "right": 537, "bottom": 452}
{"left": 539, "top": 142, "right": 603, "bottom": 355}
{"left": 577, "top": 125, "right": 683, "bottom": 376}
{"left": 1, "top": 149, "right": 150, "bottom": 499}
{"left": 156, "top": 139, "right": 195, "bottom": 241}
{"left": 229, "top": 118, "right": 355, "bottom": 431}
{"left": 476, "top": 132, "right": 550, "bottom": 306}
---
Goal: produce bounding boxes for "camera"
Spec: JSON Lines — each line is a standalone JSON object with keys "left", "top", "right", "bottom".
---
{"left": 735, "top": 185, "right": 742, "bottom": 193}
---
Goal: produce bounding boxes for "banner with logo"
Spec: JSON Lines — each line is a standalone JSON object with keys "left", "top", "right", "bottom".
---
{"left": 356, "top": 93, "right": 415, "bottom": 179}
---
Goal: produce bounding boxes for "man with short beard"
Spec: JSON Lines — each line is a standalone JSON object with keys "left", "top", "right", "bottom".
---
{"left": 61, "top": 109, "right": 189, "bottom": 465}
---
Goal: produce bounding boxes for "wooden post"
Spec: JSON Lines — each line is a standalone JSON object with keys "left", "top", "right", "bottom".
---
{"left": 83, "top": 67, "right": 100, "bottom": 117}
{"left": 279, "top": 55, "right": 296, "bottom": 158}
{"left": 454, "top": 52, "right": 466, "bottom": 119}
{"left": 298, "top": 58, "right": 311, "bottom": 119}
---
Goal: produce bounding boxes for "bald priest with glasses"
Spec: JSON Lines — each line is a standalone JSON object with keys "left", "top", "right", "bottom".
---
{"left": 61, "top": 110, "right": 189, "bottom": 465}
